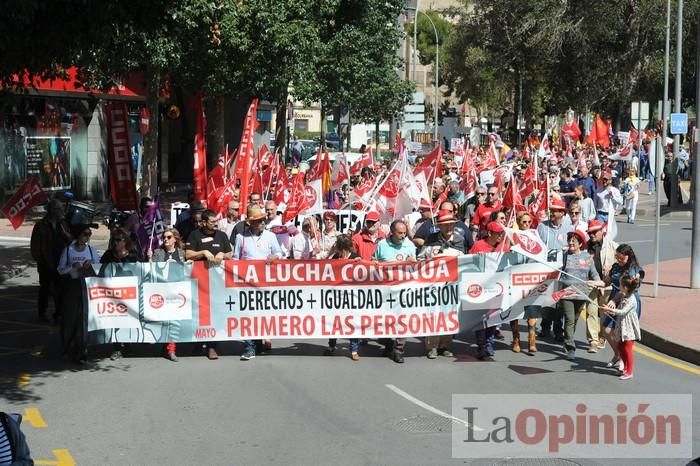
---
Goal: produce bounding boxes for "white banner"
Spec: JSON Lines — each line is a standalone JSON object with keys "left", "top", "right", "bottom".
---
{"left": 143, "top": 281, "right": 193, "bottom": 321}
{"left": 86, "top": 276, "right": 141, "bottom": 331}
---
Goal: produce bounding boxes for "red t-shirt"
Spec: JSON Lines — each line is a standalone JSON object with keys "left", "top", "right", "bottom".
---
{"left": 469, "top": 239, "right": 510, "bottom": 254}
{"left": 472, "top": 201, "right": 502, "bottom": 229}
{"left": 351, "top": 230, "right": 386, "bottom": 260}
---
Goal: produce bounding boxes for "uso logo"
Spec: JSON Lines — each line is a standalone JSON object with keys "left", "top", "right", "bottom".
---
{"left": 149, "top": 294, "right": 165, "bottom": 309}
{"left": 467, "top": 284, "right": 483, "bottom": 298}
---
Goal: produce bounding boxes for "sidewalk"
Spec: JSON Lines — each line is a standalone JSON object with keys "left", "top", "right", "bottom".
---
{"left": 631, "top": 178, "right": 693, "bottom": 218}
{"left": 639, "top": 258, "right": 700, "bottom": 366}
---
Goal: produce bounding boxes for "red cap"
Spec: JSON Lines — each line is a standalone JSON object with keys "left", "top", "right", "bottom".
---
{"left": 434, "top": 210, "right": 457, "bottom": 225}
{"left": 419, "top": 199, "right": 432, "bottom": 210}
{"left": 587, "top": 219, "right": 605, "bottom": 234}
{"left": 549, "top": 197, "right": 567, "bottom": 211}
{"left": 365, "top": 211, "right": 380, "bottom": 223}
{"left": 487, "top": 221, "right": 505, "bottom": 233}
{"left": 567, "top": 230, "right": 587, "bottom": 248}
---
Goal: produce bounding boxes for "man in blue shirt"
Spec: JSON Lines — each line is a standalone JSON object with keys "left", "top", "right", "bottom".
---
{"left": 576, "top": 166, "right": 596, "bottom": 200}
{"left": 374, "top": 220, "right": 416, "bottom": 364}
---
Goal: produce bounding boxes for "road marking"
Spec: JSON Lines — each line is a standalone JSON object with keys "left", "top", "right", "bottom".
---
{"left": 23, "top": 407, "right": 48, "bottom": 428}
{"left": 17, "top": 372, "right": 30, "bottom": 387}
{"left": 634, "top": 346, "right": 700, "bottom": 376}
{"left": 0, "top": 236, "right": 30, "bottom": 243}
{"left": 35, "top": 449, "right": 75, "bottom": 466}
{"left": 385, "top": 384, "right": 483, "bottom": 430}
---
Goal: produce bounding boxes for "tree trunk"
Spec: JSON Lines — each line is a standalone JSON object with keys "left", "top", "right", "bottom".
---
{"left": 274, "top": 90, "right": 288, "bottom": 166}
{"left": 375, "top": 119, "right": 380, "bottom": 156}
{"left": 141, "top": 68, "right": 161, "bottom": 198}
{"left": 205, "top": 95, "right": 225, "bottom": 169}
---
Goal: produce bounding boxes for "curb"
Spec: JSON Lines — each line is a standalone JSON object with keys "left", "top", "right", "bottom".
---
{"left": 640, "top": 327, "right": 700, "bottom": 367}
{"left": 632, "top": 209, "right": 693, "bottom": 219}
{"left": 0, "top": 265, "right": 28, "bottom": 285}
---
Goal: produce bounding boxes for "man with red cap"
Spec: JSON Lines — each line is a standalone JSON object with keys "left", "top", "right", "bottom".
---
{"left": 536, "top": 197, "right": 574, "bottom": 341}
{"left": 469, "top": 221, "right": 510, "bottom": 254}
{"left": 351, "top": 211, "right": 385, "bottom": 260}
{"left": 586, "top": 219, "right": 618, "bottom": 351}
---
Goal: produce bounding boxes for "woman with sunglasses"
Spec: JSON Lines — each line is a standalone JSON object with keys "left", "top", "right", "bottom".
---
{"left": 57, "top": 223, "right": 100, "bottom": 364}
{"left": 148, "top": 228, "right": 187, "bottom": 361}
{"left": 100, "top": 228, "right": 145, "bottom": 361}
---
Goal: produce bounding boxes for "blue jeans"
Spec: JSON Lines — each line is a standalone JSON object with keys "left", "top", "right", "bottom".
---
{"left": 244, "top": 340, "right": 256, "bottom": 354}
{"left": 328, "top": 339, "right": 359, "bottom": 352}
{"left": 596, "top": 212, "right": 609, "bottom": 223}
{"left": 475, "top": 327, "right": 496, "bottom": 356}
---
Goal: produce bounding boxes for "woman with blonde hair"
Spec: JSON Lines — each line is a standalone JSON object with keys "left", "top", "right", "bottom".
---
{"left": 148, "top": 227, "right": 187, "bottom": 361}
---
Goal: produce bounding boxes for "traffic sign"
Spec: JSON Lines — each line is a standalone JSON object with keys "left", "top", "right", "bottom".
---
{"left": 670, "top": 113, "right": 688, "bottom": 135}
{"left": 403, "top": 122, "right": 426, "bottom": 131}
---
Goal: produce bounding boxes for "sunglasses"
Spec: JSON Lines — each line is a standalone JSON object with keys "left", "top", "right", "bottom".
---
{"left": 163, "top": 234, "right": 174, "bottom": 239}
{"left": 476, "top": 192, "right": 486, "bottom": 196}
{"left": 570, "top": 211, "right": 580, "bottom": 215}
{"left": 487, "top": 192, "right": 498, "bottom": 196}
{"left": 520, "top": 220, "right": 532, "bottom": 225}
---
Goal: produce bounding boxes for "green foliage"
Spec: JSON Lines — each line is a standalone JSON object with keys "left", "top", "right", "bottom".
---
{"left": 444, "top": 0, "right": 699, "bottom": 124}
{"left": 407, "top": 10, "right": 454, "bottom": 67}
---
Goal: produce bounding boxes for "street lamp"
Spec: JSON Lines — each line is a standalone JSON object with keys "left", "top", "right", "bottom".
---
{"left": 409, "top": 8, "right": 439, "bottom": 147}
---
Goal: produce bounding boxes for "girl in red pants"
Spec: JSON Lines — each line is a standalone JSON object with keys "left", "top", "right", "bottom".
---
{"left": 603, "top": 276, "right": 641, "bottom": 380}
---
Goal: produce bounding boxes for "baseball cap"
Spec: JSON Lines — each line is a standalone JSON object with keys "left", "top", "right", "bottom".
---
{"left": 365, "top": 211, "right": 380, "bottom": 223}
{"left": 487, "top": 221, "right": 505, "bottom": 233}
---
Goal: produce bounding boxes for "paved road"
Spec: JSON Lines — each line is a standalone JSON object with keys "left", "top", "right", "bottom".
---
{"left": 1, "top": 219, "right": 698, "bottom": 465}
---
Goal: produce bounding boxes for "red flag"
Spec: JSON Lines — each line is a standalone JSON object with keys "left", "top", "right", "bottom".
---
{"left": 459, "top": 149, "right": 478, "bottom": 199}
{"left": 528, "top": 188, "right": 548, "bottom": 224}
{"left": 629, "top": 126, "right": 640, "bottom": 146}
{"left": 585, "top": 114, "right": 610, "bottom": 148}
{"left": 502, "top": 178, "right": 523, "bottom": 211}
{"left": 433, "top": 188, "right": 448, "bottom": 211}
{"left": 350, "top": 148, "right": 373, "bottom": 176}
{"left": 191, "top": 94, "right": 208, "bottom": 203}
{"left": 208, "top": 147, "right": 228, "bottom": 192}
{"left": 283, "top": 172, "right": 310, "bottom": 223}
{"left": 0, "top": 176, "right": 48, "bottom": 229}
{"left": 562, "top": 119, "right": 582, "bottom": 143}
{"left": 480, "top": 142, "right": 498, "bottom": 171}
{"left": 413, "top": 145, "right": 442, "bottom": 185}
{"left": 105, "top": 103, "right": 138, "bottom": 211}
{"left": 331, "top": 154, "right": 349, "bottom": 190}
{"left": 273, "top": 164, "right": 291, "bottom": 206}
{"left": 232, "top": 98, "right": 259, "bottom": 216}
{"left": 519, "top": 164, "right": 536, "bottom": 200}
{"left": 261, "top": 149, "right": 279, "bottom": 196}
{"left": 492, "top": 165, "right": 511, "bottom": 193}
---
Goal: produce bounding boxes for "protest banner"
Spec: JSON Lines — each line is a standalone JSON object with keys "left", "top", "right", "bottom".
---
{"left": 85, "top": 252, "right": 563, "bottom": 345}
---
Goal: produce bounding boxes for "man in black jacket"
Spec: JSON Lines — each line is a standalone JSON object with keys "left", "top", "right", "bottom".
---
{"left": 0, "top": 412, "right": 33, "bottom": 465}
{"left": 30, "top": 199, "right": 71, "bottom": 323}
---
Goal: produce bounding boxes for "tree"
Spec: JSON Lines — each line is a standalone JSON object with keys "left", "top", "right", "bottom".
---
{"left": 294, "top": 0, "right": 413, "bottom": 147}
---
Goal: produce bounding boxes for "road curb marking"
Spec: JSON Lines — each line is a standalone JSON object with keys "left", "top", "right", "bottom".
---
{"left": 634, "top": 345, "right": 700, "bottom": 376}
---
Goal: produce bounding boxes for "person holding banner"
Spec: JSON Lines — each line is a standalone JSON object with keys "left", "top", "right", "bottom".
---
{"left": 57, "top": 223, "right": 100, "bottom": 364}
{"left": 186, "top": 209, "right": 233, "bottom": 360}
{"left": 100, "top": 228, "right": 144, "bottom": 361}
{"left": 233, "top": 207, "right": 283, "bottom": 361}
{"left": 374, "top": 220, "right": 417, "bottom": 364}
{"left": 537, "top": 198, "right": 573, "bottom": 342}
{"left": 148, "top": 227, "right": 188, "bottom": 362}
{"left": 586, "top": 219, "right": 618, "bottom": 353}
{"left": 324, "top": 234, "right": 361, "bottom": 361}
{"left": 560, "top": 230, "right": 605, "bottom": 362}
